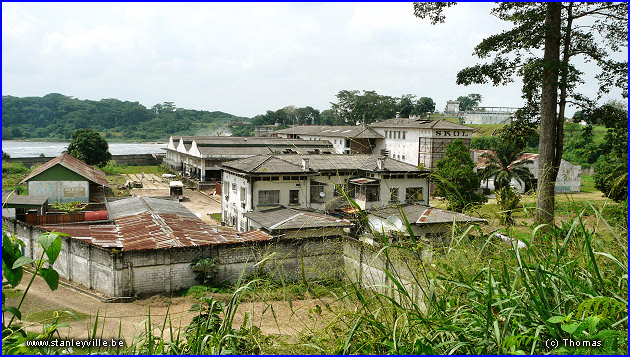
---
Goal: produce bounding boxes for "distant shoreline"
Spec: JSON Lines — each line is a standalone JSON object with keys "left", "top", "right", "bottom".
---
{"left": 2, "top": 139, "right": 168, "bottom": 145}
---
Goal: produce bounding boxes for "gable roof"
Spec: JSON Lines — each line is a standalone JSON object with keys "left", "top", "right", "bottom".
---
{"left": 244, "top": 207, "right": 352, "bottom": 231}
{"left": 20, "top": 153, "right": 110, "bottom": 187}
{"left": 370, "top": 118, "right": 473, "bottom": 131}
{"left": 275, "top": 125, "right": 383, "bottom": 139}
{"left": 368, "top": 204, "right": 487, "bottom": 225}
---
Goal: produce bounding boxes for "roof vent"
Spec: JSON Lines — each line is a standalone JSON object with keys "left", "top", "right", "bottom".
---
{"left": 377, "top": 156, "right": 386, "bottom": 171}
{"left": 302, "top": 157, "right": 310, "bottom": 171}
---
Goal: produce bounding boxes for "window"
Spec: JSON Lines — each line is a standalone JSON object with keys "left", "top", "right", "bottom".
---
{"left": 397, "top": 131, "right": 401, "bottom": 139}
{"left": 310, "top": 181, "right": 326, "bottom": 203}
{"left": 406, "top": 187, "right": 424, "bottom": 202}
{"left": 240, "top": 187, "right": 246, "bottom": 202}
{"left": 403, "top": 131, "right": 406, "bottom": 139}
{"left": 402, "top": 155, "right": 406, "bottom": 160}
{"left": 258, "top": 190, "right": 280, "bottom": 205}
{"left": 389, "top": 187, "right": 399, "bottom": 202}
{"left": 289, "top": 190, "right": 299, "bottom": 205}
{"left": 232, "top": 183, "right": 237, "bottom": 192}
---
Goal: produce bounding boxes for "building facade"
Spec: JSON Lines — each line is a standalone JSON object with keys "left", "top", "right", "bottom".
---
{"left": 163, "top": 136, "right": 333, "bottom": 181}
{"left": 462, "top": 107, "right": 519, "bottom": 125}
{"left": 221, "top": 154, "right": 430, "bottom": 232}
{"left": 20, "top": 153, "right": 110, "bottom": 203}
{"left": 274, "top": 125, "right": 383, "bottom": 154}
{"left": 370, "top": 118, "right": 474, "bottom": 169}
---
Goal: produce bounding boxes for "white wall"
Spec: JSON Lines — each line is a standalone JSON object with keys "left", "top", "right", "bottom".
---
{"left": 372, "top": 128, "right": 419, "bottom": 166}
{"left": 301, "top": 135, "right": 347, "bottom": 154}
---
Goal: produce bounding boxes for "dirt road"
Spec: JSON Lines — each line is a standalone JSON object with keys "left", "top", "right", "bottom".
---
{"left": 7, "top": 272, "right": 333, "bottom": 344}
{"left": 127, "top": 177, "right": 223, "bottom": 225}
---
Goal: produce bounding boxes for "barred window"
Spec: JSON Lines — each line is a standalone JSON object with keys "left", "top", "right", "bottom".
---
{"left": 258, "top": 190, "right": 280, "bottom": 205}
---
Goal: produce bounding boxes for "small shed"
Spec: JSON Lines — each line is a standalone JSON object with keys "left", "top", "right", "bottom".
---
{"left": 20, "top": 153, "right": 110, "bottom": 203}
{"left": 1, "top": 191, "right": 49, "bottom": 221}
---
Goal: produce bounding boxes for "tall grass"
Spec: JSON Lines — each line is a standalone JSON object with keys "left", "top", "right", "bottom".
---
{"left": 301, "top": 202, "right": 628, "bottom": 354}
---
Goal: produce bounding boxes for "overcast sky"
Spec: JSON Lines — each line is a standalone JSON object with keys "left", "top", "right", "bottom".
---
{"left": 2, "top": 2, "right": 626, "bottom": 118}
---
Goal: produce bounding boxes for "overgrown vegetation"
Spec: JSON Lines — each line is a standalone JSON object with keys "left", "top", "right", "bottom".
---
{"left": 433, "top": 139, "right": 486, "bottom": 212}
{"left": 50, "top": 201, "right": 88, "bottom": 214}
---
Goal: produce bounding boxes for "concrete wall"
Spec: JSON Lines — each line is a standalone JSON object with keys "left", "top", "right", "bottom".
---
{"left": 2, "top": 217, "right": 343, "bottom": 298}
{"left": 2, "top": 217, "right": 117, "bottom": 295}
{"left": 463, "top": 112, "right": 513, "bottom": 125}
{"left": 28, "top": 181, "right": 90, "bottom": 203}
{"left": 342, "top": 238, "right": 428, "bottom": 309}
{"left": 7, "top": 154, "right": 162, "bottom": 168}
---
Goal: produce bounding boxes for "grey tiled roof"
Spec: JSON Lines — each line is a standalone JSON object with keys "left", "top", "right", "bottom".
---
{"left": 222, "top": 154, "right": 423, "bottom": 174}
{"left": 368, "top": 204, "right": 487, "bottom": 225}
{"left": 370, "top": 118, "right": 473, "bottom": 131}
{"left": 275, "top": 125, "right": 383, "bottom": 139}
{"left": 244, "top": 207, "right": 352, "bottom": 231}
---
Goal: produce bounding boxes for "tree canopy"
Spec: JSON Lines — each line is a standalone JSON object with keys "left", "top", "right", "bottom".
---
{"left": 456, "top": 93, "right": 482, "bottom": 111}
{"left": 1, "top": 94, "right": 249, "bottom": 141}
{"left": 66, "top": 129, "right": 112, "bottom": 167}
{"left": 415, "top": 2, "right": 628, "bottom": 226}
{"left": 433, "top": 139, "right": 486, "bottom": 212}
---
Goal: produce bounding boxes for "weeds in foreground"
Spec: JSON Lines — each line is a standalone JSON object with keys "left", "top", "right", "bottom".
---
{"left": 3, "top": 201, "right": 626, "bottom": 354}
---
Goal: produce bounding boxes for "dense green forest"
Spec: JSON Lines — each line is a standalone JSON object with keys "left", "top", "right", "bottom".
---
{"left": 1, "top": 93, "right": 250, "bottom": 141}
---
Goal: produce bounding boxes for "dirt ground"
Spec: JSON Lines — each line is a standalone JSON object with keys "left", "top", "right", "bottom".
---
{"left": 124, "top": 173, "right": 223, "bottom": 225}
{"left": 8, "top": 272, "right": 333, "bottom": 344}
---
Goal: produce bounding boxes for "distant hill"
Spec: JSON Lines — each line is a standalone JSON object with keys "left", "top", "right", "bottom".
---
{"left": 1, "top": 93, "right": 250, "bottom": 141}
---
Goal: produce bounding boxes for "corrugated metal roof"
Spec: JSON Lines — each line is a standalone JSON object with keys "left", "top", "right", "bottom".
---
{"left": 106, "top": 197, "right": 197, "bottom": 220}
{"left": 222, "top": 154, "right": 423, "bottom": 174}
{"left": 20, "top": 153, "right": 110, "bottom": 187}
{"left": 244, "top": 207, "right": 352, "bottom": 231}
{"left": 371, "top": 118, "right": 474, "bottom": 131}
{"left": 368, "top": 204, "right": 487, "bottom": 225}
{"left": 40, "top": 197, "right": 272, "bottom": 251}
{"left": 275, "top": 125, "right": 383, "bottom": 139}
{"left": 1, "top": 192, "right": 49, "bottom": 206}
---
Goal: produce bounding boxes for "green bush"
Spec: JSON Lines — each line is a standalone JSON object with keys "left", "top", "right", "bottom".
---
{"left": 593, "top": 153, "right": 627, "bottom": 202}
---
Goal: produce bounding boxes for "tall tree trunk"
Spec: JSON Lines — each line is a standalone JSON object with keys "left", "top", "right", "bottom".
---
{"left": 555, "top": 4, "right": 573, "bottom": 170}
{"left": 535, "top": 2, "right": 562, "bottom": 228}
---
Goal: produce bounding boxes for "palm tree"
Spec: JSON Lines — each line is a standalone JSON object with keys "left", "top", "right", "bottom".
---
{"left": 482, "top": 141, "right": 534, "bottom": 191}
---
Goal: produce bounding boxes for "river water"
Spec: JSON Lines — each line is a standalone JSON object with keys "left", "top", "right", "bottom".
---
{"left": 1, "top": 140, "right": 167, "bottom": 158}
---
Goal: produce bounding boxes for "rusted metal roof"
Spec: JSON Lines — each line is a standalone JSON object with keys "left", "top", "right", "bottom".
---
{"left": 39, "top": 197, "right": 272, "bottom": 251}
{"left": 20, "top": 153, "right": 110, "bottom": 187}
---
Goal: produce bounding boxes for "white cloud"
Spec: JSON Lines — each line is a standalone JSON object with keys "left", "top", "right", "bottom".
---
{"left": 2, "top": 2, "right": 626, "bottom": 118}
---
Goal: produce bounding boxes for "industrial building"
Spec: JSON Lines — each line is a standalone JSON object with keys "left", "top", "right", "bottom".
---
{"left": 163, "top": 136, "right": 333, "bottom": 181}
